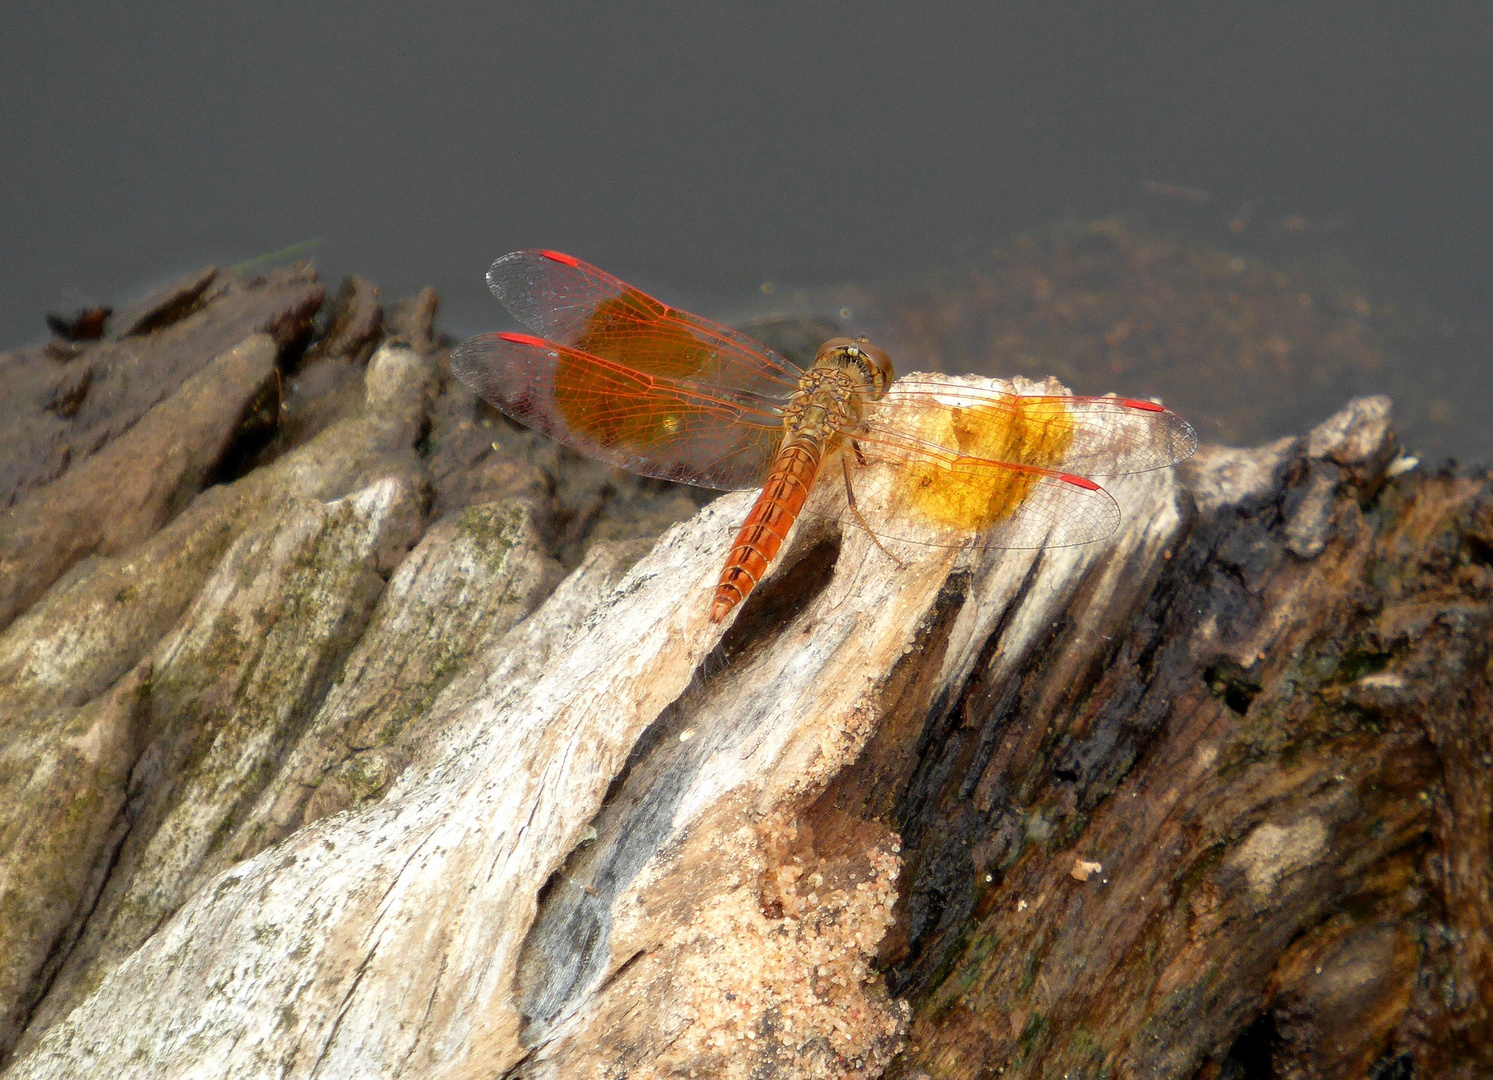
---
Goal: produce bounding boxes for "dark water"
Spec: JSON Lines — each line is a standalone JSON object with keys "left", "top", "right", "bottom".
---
{"left": 3, "top": 3, "right": 1488, "bottom": 458}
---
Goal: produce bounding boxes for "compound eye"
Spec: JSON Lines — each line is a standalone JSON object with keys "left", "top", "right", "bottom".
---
{"left": 815, "top": 336, "right": 896, "bottom": 393}
{"left": 852, "top": 337, "right": 894, "bottom": 392}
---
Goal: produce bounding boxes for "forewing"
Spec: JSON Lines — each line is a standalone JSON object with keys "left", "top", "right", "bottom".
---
{"left": 487, "top": 249, "right": 803, "bottom": 401}
{"left": 879, "top": 377, "right": 1196, "bottom": 476}
{"left": 806, "top": 376, "right": 1193, "bottom": 548}
{"left": 449, "top": 332, "right": 783, "bottom": 490}
{"left": 816, "top": 429, "right": 1121, "bottom": 549}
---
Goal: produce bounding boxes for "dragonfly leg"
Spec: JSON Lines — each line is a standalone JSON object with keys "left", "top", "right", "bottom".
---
{"left": 841, "top": 452, "right": 905, "bottom": 568}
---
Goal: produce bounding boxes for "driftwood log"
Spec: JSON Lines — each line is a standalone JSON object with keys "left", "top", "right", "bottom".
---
{"left": 0, "top": 250, "right": 1488, "bottom": 1079}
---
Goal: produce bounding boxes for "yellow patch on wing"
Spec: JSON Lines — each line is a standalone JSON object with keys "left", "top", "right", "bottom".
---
{"left": 891, "top": 394, "right": 1078, "bottom": 531}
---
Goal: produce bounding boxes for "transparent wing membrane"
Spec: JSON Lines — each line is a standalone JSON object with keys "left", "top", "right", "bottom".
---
{"left": 870, "top": 377, "right": 1197, "bottom": 477}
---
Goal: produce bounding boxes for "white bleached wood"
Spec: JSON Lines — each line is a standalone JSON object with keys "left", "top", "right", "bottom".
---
{"left": 9, "top": 377, "right": 1187, "bottom": 1080}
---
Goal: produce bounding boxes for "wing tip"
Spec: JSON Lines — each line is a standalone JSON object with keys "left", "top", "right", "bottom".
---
{"left": 448, "top": 331, "right": 551, "bottom": 383}
{"left": 487, "top": 248, "right": 584, "bottom": 292}
{"left": 485, "top": 253, "right": 519, "bottom": 294}
{"left": 1169, "top": 416, "right": 1200, "bottom": 463}
{"left": 446, "top": 335, "right": 490, "bottom": 385}
{"left": 1123, "top": 399, "right": 1200, "bottom": 465}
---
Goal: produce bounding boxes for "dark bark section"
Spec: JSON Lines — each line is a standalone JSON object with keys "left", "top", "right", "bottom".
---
{"left": 811, "top": 417, "right": 1491, "bottom": 1077}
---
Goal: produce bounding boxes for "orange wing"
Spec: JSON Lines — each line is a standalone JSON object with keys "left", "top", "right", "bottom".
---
{"left": 449, "top": 331, "right": 788, "bottom": 490}
{"left": 487, "top": 249, "right": 803, "bottom": 397}
{"left": 450, "top": 249, "right": 810, "bottom": 489}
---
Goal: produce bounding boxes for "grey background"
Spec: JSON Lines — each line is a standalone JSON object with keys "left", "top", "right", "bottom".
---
{"left": 3, "top": 3, "right": 1488, "bottom": 450}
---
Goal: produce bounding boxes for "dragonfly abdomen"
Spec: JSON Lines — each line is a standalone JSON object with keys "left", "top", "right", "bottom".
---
{"left": 711, "top": 438, "right": 825, "bottom": 622}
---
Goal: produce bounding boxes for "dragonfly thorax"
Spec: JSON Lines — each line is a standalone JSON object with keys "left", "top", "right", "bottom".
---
{"left": 782, "top": 338, "right": 894, "bottom": 445}
{"left": 780, "top": 371, "right": 852, "bottom": 444}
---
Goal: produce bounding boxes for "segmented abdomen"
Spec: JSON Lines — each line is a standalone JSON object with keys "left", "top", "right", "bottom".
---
{"left": 711, "top": 439, "right": 823, "bottom": 622}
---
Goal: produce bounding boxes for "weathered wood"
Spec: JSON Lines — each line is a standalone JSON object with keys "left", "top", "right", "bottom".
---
{"left": 0, "top": 266, "right": 321, "bottom": 512}
{"left": 0, "top": 335, "right": 279, "bottom": 633}
{"left": 0, "top": 251, "right": 1488, "bottom": 1079}
{"left": 0, "top": 266, "right": 325, "bottom": 632}
{"left": 0, "top": 282, "right": 432, "bottom": 1061}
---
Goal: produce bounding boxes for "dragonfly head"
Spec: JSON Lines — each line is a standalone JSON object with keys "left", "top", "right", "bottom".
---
{"left": 816, "top": 336, "right": 894, "bottom": 398}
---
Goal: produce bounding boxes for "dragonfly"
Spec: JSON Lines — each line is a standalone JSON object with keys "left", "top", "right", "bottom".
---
{"left": 450, "top": 250, "right": 1196, "bottom": 623}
